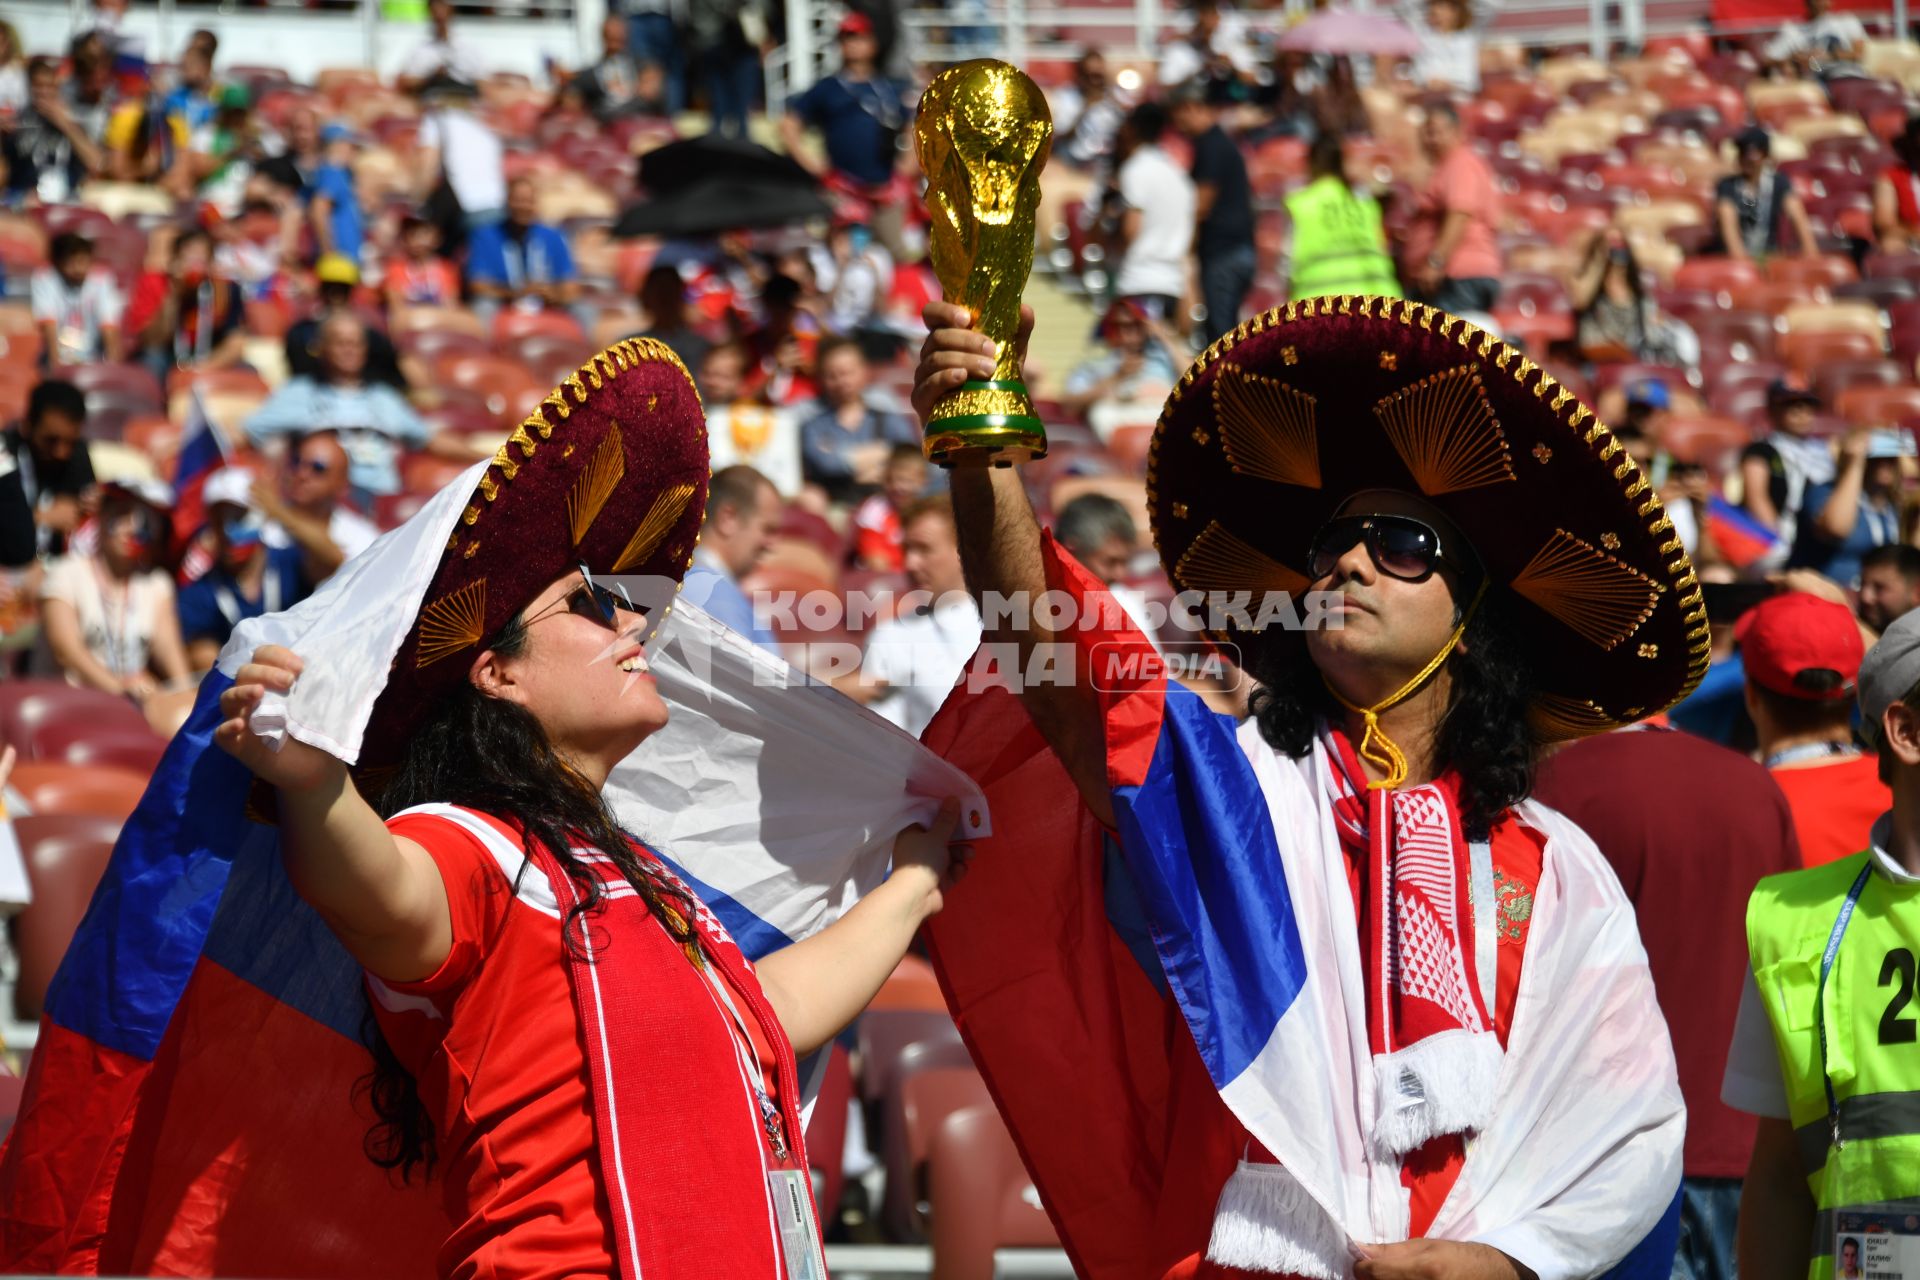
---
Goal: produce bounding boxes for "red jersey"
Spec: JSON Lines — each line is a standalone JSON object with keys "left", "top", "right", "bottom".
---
{"left": 1771, "top": 753, "right": 1890, "bottom": 867}
{"left": 852, "top": 493, "right": 905, "bottom": 570}
{"left": 375, "top": 807, "right": 788, "bottom": 1280}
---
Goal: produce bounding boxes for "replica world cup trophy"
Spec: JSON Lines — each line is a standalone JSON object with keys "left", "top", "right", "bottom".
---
{"left": 915, "top": 60, "right": 1053, "bottom": 467}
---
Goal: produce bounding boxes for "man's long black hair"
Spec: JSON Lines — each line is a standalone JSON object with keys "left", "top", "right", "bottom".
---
{"left": 358, "top": 610, "right": 700, "bottom": 1182}
{"left": 1245, "top": 586, "right": 1544, "bottom": 840}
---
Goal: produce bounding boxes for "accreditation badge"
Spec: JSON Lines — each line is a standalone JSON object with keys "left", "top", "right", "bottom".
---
{"left": 1834, "top": 1208, "right": 1920, "bottom": 1280}
{"left": 769, "top": 1167, "right": 826, "bottom": 1280}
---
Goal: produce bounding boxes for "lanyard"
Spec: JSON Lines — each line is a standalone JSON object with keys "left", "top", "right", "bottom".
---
{"left": 693, "top": 949, "right": 791, "bottom": 1164}
{"left": 1817, "top": 861, "right": 1876, "bottom": 1148}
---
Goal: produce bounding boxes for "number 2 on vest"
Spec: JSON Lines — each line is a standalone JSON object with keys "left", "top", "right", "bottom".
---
{"left": 1880, "top": 949, "right": 1918, "bottom": 1045}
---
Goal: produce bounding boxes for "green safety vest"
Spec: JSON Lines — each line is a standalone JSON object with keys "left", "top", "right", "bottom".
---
{"left": 1749, "top": 847, "right": 1920, "bottom": 1280}
{"left": 1283, "top": 176, "right": 1402, "bottom": 304}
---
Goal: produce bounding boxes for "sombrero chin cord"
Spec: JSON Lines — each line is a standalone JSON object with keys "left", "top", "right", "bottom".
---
{"left": 1323, "top": 576, "right": 1490, "bottom": 790}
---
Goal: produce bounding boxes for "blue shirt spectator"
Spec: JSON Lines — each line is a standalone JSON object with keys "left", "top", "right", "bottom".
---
{"left": 309, "top": 125, "right": 365, "bottom": 264}
{"left": 467, "top": 220, "right": 575, "bottom": 292}
{"left": 798, "top": 338, "right": 920, "bottom": 504}
{"left": 244, "top": 313, "right": 429, "bottom": 498}
{"left": 177, "top": 543, "right": 308, "bottom": 654}
{"left": 782, "top": 23, "right": 912, "bottom": 190}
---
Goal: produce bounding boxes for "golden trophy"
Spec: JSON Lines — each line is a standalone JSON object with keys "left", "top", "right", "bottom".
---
{"left": 915, "top": 59, "right": 1053, "bottom": 467}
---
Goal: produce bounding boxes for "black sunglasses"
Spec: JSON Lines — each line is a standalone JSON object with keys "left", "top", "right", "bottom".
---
{"left": 525, "top": 565, "right": 647, "bottom": 632}
{"left": 1307, "top": 514, "right": 1458, "bottom": 584}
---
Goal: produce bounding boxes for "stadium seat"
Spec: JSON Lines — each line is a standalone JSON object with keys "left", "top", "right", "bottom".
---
{"left": 493, "top": 308, "right": 587, "bottom": 345}
{"left": 1782, "top": 331, "right": 1885, "bottom": 375}
{"left": 928, "top": 1105, "right": 1060, "bottom": 1279}
{"left": 392, "top": 305, "right": 488, "bottom": 342}
{"left": 42, "top": 727, "right": 168, "bottom": 775}
{"left": 7, "top": 761, "right": 147, "bottom": 822}
{"left": 399, "top": 328, "right": 491, "bottom": 364}
{"left": 1687, "top": 309, "right": 1777, "bottom": 362}
{"left": 805, "top": 1045, "right": 853, "bottom": 1223}
{"left": 10, "top": 813, "right": 120, "bottom": 1020}
{"left": 402, "top": 453, "right": 472, "bottom": 497}
{"left": 0, "top": 680, "right": 150, "bottom": 753}
{"left": 870, "top": 955, "right": 947, "bottom": 1013}
{"left": 856, "top": 1008, "right": 962, "bottom": 1106}
{"left": 1769, "top": 256, "right": 1860, "bottom": 290}
{"left": 1837, "top": 383, "right": 1920, "bottom": 424}
{"left": 0, "top": 1066, "right": 21, "bottom": 1143}
{"left": 64, "top": 362, "right": 163, "bottom": 412}
{"left": 1676, "top": 256, "right": 1763, "bottom": 299}
{"left": 1658, "top": 415, "right": 1756, "bottom": 468}
{"left": 1833, "top": 278, "right": 1918, "bottom": 307}
{"left": 1812, "top": 358, "right": 1905, "bottom": 405}
{"left": 1734, "top": 282, "right": 1830, "bottom": 316}
{"left": 883, "top": 1062, "right": 992, "bottom": 1241}
{"left": 435, "top": 353, "right": 543, "bottom": 423}
{"left": 1108, "top": 423, "right": 1153, "bottom": 475}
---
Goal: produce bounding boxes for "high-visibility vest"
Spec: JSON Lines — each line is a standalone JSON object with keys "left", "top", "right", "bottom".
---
{"left": 1283, "top": 176, "right": 1402, "bottom": 303}
{"left": 1748, "top": 847, "right": 1920, "bottom": 1280}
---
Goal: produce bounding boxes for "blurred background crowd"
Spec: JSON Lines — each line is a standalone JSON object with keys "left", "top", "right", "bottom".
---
{"left": 1, "top": 0, "right": 1919, "bottom": 1270}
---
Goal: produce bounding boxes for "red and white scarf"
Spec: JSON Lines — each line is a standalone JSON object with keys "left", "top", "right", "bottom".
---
{"left": 528, "top": 834, "right": 824, "bottom": 1280}
{"left": 1322, "top": 725, "right": 1502, "bottom": 1157}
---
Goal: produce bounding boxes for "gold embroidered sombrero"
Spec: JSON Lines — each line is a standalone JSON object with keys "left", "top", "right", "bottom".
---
{"left": 359, "top": 337, "right": 709, "bottom": 769}
{"left": 1148, "top": 296, "right": 1708, "bottom": 737}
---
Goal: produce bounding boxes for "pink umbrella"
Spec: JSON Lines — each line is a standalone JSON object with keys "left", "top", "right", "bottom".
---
{"left": 1276, "top": 8, "right": 1424, "bottom": 56}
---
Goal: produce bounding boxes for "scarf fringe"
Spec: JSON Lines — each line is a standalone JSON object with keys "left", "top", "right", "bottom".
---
{"left": 1204, "top": 1159, "right": 1348, "bottom": 1278}
{"left": 1371, "top": 1028, "right": 1504, "bottom": 1158}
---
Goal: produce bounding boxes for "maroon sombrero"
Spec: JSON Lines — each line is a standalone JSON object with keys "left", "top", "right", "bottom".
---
{"left": 1148, "top": 295, "right": 1708, "bottom": 737}
{"left": 359, "top": 336, "right": 709, "bottom": 769}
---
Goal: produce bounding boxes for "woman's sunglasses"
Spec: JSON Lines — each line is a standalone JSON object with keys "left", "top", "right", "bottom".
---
{"left": 525, "top": 565, "right": 647, "bottom": 633}
{"left": 1307, "top": 514, "right": 1457, "bottom": 584}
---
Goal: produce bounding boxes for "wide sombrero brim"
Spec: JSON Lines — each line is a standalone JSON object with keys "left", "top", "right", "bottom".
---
{"left": 358, "top": 337, "right": 710, "bottom": 771}
{"left": 1148, "top": 295, "right": 1708, "bottom": 739}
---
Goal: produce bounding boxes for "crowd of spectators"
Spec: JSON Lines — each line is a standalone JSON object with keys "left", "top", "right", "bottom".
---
{"left": 11, "top": 0, "right": 1920, "bottom": 1264}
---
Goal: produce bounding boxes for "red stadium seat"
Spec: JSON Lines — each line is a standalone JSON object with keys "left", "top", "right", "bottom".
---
{"left": 1866, "top": 252, "right": 1920, "bottom": 285}
{"left": 63, "top": 362, "right": 163, "bottom": 412}
{"left": 869, "top": 955, "right": 947, "bottom": 1013}
{"left": 42, "top": 727, "right": 167, "bottom": 775}
{"left": 1733, "top": 281, "right": 1828, "bottom": 316}
{"left": 856, "top": 1008, "right": 961, "bottom": 1106}
{"left": 493, "top": 308, "right": 587, "bottom": 345}
{"left": 804, "top": 1045, "right": 853, "bottom": 1224}
{"left": 1833, "top": 278, "right": 1918, "bottom": 307}
{"left": 435, "top": 353, "right": 543, "bottom": 424}
{"left": 399, "top": 328, "right": 491, "bottom": 364}
{"left": 1767, "top": 255, "right": 1859, "bottom": 290}
{"left": 0, "top": 680, "right": 150, "bottom": 755}
{"left": 928, "top": 1104, "right": 1060, "bottom": 1277}
{"left": 374, "top": 491, "right": 432, "bottom": 530}
{"left": 1676, "top": 257, "right": 1763, "bottom": 299}
{"left": 10, "top": 813, "right": 120, "bottom": 1020}
{"left": 883, "top": 1061, "right": 991, "bottom": 1241}
{"left": 1836, "top": 383, "right": 1920, "bottom": 424}
{"left": 1811, "top": 358, "right": 1905, "bottom": 404}
{"left": 402, "top": 453, "right": 471, "bottom": 497}
{"left": 8, "top": 761, "right": 147, "bottom": 822}
{"left": 1781, "top": 331, "right": 1883, "bottom": 375}
{"left": 1688, "top": 309, "right": 1777, "bottom": 362}
{"left": 1658, "top": 414, "right": 1755, "bottom": 469}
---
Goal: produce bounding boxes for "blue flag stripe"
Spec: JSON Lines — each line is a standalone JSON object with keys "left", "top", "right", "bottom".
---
{"left": 1109, "top": 685, "right": 1309, "bottom": 1085}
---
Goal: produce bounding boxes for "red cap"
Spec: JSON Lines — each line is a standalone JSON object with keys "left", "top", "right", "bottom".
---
{"left": 837, "top": 12, "right": 875, "bottom": 36}
{"left": 1735, "top": 592, "right": 1864, "bottom": 700}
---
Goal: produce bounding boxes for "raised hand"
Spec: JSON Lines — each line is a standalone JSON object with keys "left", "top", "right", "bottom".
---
{"left": 911, "top": 300, "right": 1036, "bottom": 428}
{"left": 213, "top": 645, "right": 344, "bottom": 794}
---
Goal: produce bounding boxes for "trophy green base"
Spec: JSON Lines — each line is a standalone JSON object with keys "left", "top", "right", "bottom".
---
{"left": 924, "top": 379, "right": 1050, "bottom": 468}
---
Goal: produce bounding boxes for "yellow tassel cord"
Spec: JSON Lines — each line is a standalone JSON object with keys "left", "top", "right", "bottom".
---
{"left": 1323, "top": 576, "right": 1490, "bottom": 790}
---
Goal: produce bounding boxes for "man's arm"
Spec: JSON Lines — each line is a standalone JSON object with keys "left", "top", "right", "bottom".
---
{"left": 1718, "top": 195, "right": 1751, "bottom": 261}
{"left": 913, "top": 301, "right": 1114, "bottom": 827}
{"left": 1739, "top": 1117, "right": 1816, "bottom": 1280}
{"left": 1784, "top": 190, "right": 1820, "bottom": 258}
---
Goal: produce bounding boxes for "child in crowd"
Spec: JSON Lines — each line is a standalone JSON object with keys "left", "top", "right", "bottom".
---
{"left": 383, "top": 212, "right": 460, "bottom": 309}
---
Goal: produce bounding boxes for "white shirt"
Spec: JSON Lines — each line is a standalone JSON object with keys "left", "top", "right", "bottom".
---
{"left": 1114, "top": 145, "right": 1196, "bottom": 301}
{"left": 1413, "top": 29, "right": 1482, "bottom": 92}
{"left": 861, "top": 592, "right": 983, "bottom": 738}
{"left": 1765, "top": 12, "right": 1867, "bottom": 63}
{"left": 401, "top": 34, "right": 488, "bottom": 85}
{"left": 30, "top": 268, "right": 124, "bottom": 365}
{"left": 705, "top": 402, "right": 804, "bottom": 498}
{"left": 418, "top": 109, "right": 506, "bottom": 216}
{"left": 38, "top": 554, "right": 175, "bottom": 685}
{"left": 262, "top": 506, "right": 381, "bottom": 566}
{"left": 1722, "top": 809, "right": 1911, "bottom": 1121}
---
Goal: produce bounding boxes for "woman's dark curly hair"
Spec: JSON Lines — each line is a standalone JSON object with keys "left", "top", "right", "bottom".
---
{"left": 358, "top": 608, "right": 700, "bottom": 1182}
{"left": 1245, "top": 584, "right": 1544, "bottom": 840}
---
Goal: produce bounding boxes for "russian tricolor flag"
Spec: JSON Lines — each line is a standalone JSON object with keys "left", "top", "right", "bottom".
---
{"left": 0, "top": 463, "right": 984, "bottom": 1274}
{"left": 169, "top": 388, "right": 228, "bottom": 576}
{"left": 1706, "top": 496, "right": 1781, "bottom": 570}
